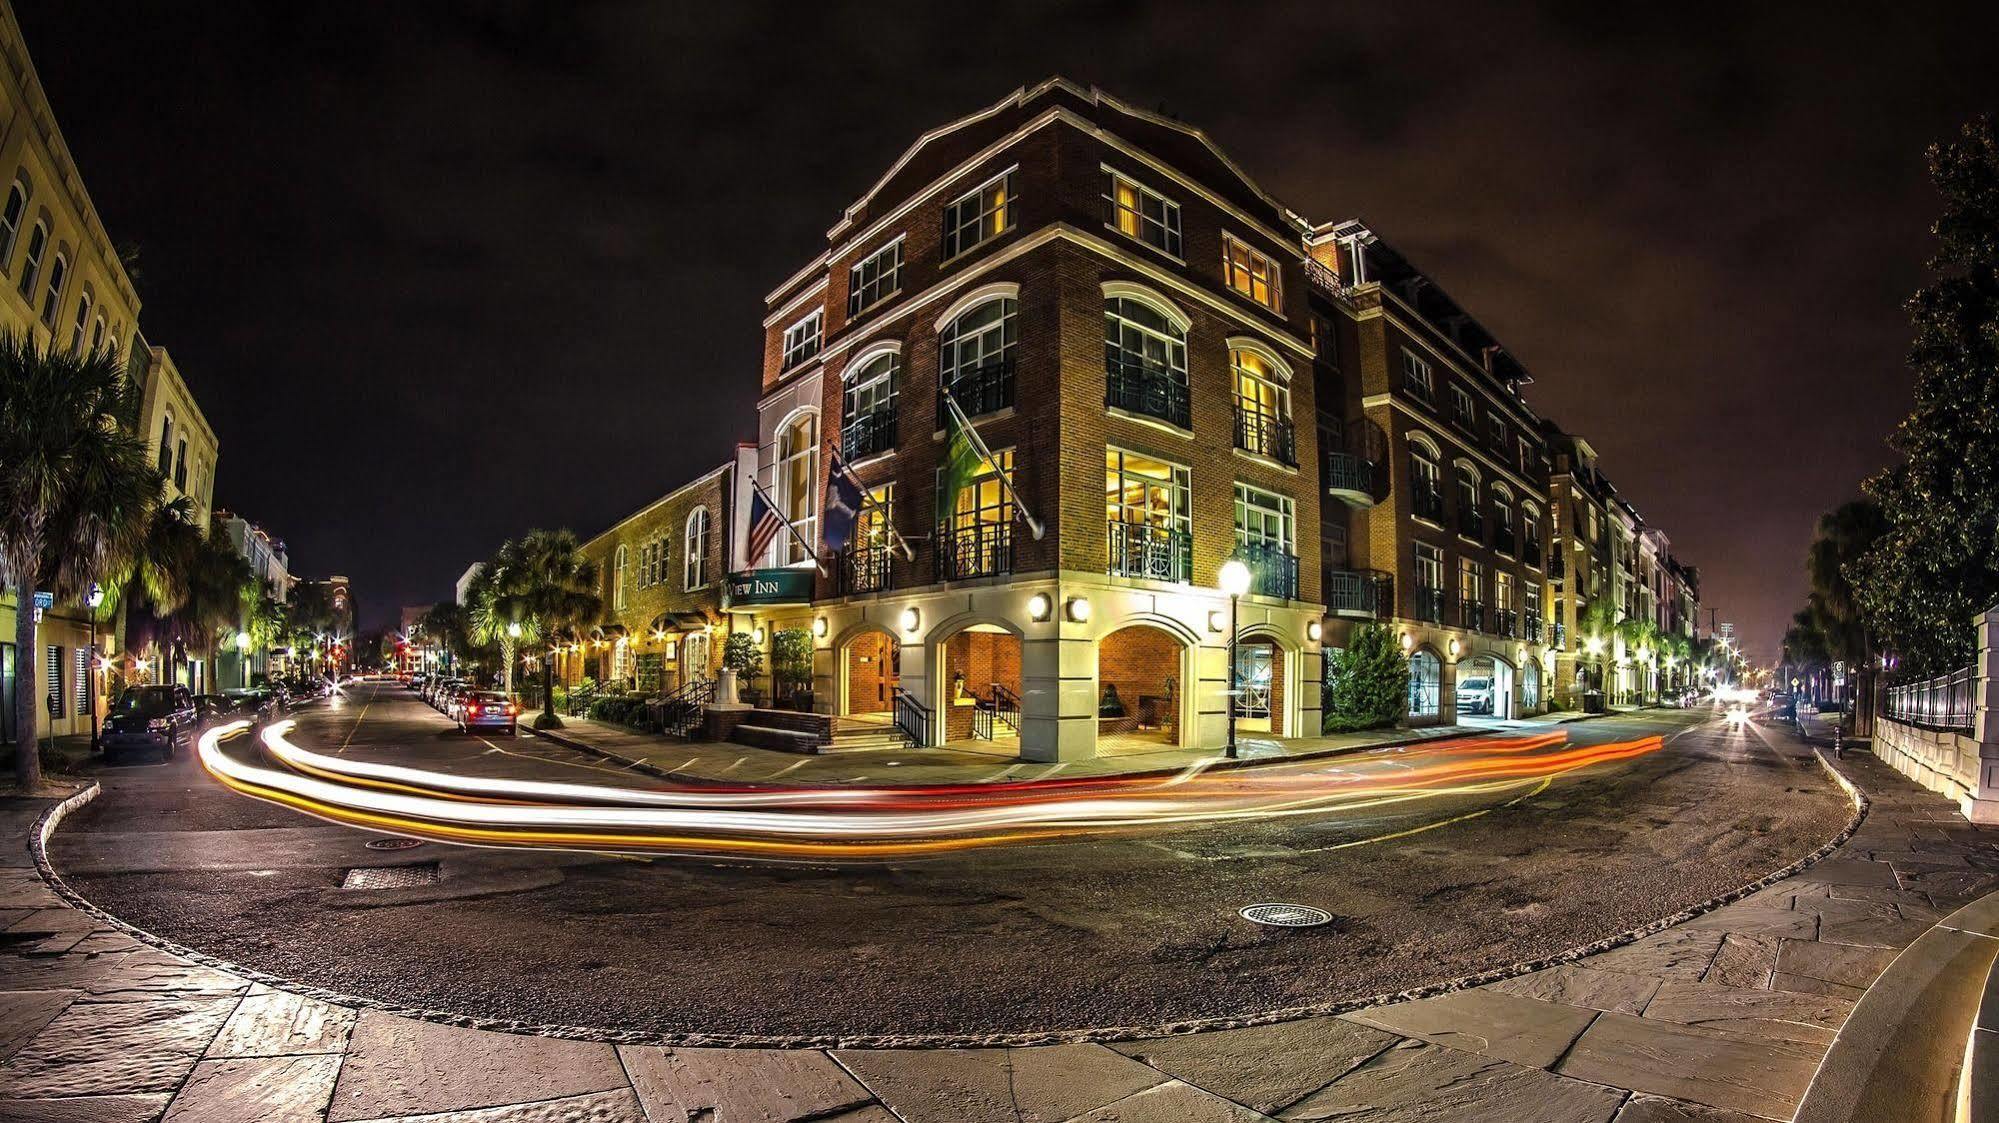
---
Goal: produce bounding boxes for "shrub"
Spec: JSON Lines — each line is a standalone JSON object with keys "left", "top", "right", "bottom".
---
{"left": 722, "top": 632, "right": 763, "bottom": 678}
{"left": 1323, "top": 622, "right": 1410, "bottom": 733}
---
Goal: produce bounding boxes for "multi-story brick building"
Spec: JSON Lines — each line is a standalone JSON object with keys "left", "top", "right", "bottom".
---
{"left": 737, "top": 79, "right": 1329, "bottom": 761}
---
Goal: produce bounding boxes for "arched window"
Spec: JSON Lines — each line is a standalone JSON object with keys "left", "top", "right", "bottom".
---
{"left": 69, "top": 285, "right": 92, "bottom": 353}
{"left": 1521, "top": 501, "right": 1542, "bottom": 564}
{"left": 1230, "top": 342, "right": 1293, "bottom": 462}
{"left": 683, "top": 506, "right": 710, "bottom": 590}
{"left": 613, "top": 544, "right": 628, "bottom": 610}
{"left": 938, "top": 296, "right": 1016, "bottom": 418}
{"left": 88, "top": 313, "right": 105, "bottom": 355}
{"left": 1104, "top": 294, "right": 1188, "bottom": 428}
{"left": 16, "top": 220, "right": 46, "bottom": 298}
{"left": 776, "top": 411, "right": 818, "bottom": 566}
{"left": 40, "top": 249, "right": 68, "bottom": 327}
{"left": 157, "top": 410, "right": 175, "bottom": 476}
{"left": 841, "top": 350, "right": 898, "bottom": 459}
{"left": 1492, "top": 484, "right": 1515, "bottom": 555}
{"left": 1408, "top": 434, "right": 1443, "bottom": 522}
{"left": 1408, "top": 649, "right": 1441, "bottom": 716}
{"left": 0, "top": 179, "right": 25, "bottom": 269}
{"left": 1454, "top": 460, "right": 1482, "bottom": 541}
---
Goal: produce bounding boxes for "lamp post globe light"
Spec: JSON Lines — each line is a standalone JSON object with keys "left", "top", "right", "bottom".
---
{"left": 1217, "top": 558, "right": 1253, "bottom": 760}
{"left": 235, "top": 629, "right": 252, "bottom": 690}
{"left": 85, "top": 583, "right": 105, "bottom": 753}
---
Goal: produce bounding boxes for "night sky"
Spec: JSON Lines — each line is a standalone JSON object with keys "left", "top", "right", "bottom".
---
{"left": 18, "top": 2, "right": 1998, "bottom": 661}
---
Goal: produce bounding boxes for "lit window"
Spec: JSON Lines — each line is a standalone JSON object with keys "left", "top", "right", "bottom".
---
{"left": 1402, "top": 350, "right": 1434, "bottom": 403}
{"left": 847, "top": 238, "right": 903, "bottom": 317}
{"left": 942, "top": 170, "right": 1015, "bottom": 258}
{"left": 16, "top": 221, "right": 45, "bottom": 299}
{"left": 780, "top": 310, "right": 821, "bottom": 372}
{"left": 1222, "top": 233, "right": 1282, "bottom": 311}
{"left": 777, "top": 413, "right": 818, "bottom": 566}
{"left": 1104, "top": 171, "right": 1181, "bottom": 257}
{"left": 40, "top": 251, "right": 66, "bottom": 327}
{"left": 614, "top": 545, "right": 627, "bottom": 609}
{"left": 1233, "top": 482, "right": 1294, "bottom": 555}
{"left": 684, "top": 507, "right": 710, "bottom": 590}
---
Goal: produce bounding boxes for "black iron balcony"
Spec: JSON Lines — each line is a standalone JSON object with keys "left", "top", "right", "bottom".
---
{"left": 841, "top": 407, "right": 897, "bottom": 460}
{"left": 1549, "top": 550, "right": 1567, "bottom": 580}
{"left": 1323, "top": 451, "right": 1376, "bottom": 506}
{"left": 1107, "top": 522, "right": 1191, "bottom": 583}
{"left": 1522, "top": 538, "right": 1544, "bottom": 569}
{"left": 1414, "top": 586, "right": 1447, "bottom": 624}
{"left": 838, "top": 543, "right": 893, "bottom": 596}
{"left": 1459, "top": 600, "right": 1488, "bottom": 632}
{"left": 1327, "top": 569, "right": 1391, "bottom": 617}
{"left": 1524, "top": 610, "right": 1543, "bottom": 642}
{"left": 1458, "top": 507, "right": 1485, "bottom": 542}
{"left": 1232, "top": 542, "right": 1299, "bottom": 600}
{"left": 1493, "top": 525, "right": 1517, "bottom": 556}
{"left": 1413, "top": 487, "right": 1446, "bottom": 524}
{"left": 938, "top": 355, "right": 1016, "bottom": 425}
{"left": 1105, "top": 358, "right": 1191, "bottom": 430}
{"left": 1234, "top": 408, "right": 1297, "bottom": 466}
{"left": 1495, "top": 608, "right": 1520, "bottom": 638}
{"left": 935, "top": 519, "right": 1013, "bottom": 581}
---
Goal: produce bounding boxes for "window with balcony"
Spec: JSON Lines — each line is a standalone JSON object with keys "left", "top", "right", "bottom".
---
{"left": 776, "top": 411, "right": 818, "bottom": 567}
{"left": 1495, "top": 571, "right": 1517, "bottom": 637}
{"left": 943, "top": 169, "right": 1015, "bottom": 259}
{"left": 1526, "top": 585, "right": 1544, "bottom": 643}
{"left": 1222, "top": 233, "right": 1282, "bottom": 311}
{"left": 1231, "top": 343, "right": 1295, "bottom": 465}
{"left": 1409, "top": 435, "right": 1444, "bottom": 524}
{"left": 1451, "top": 384, "right": 1476, "bottom": 430}
{"left": 1106, "top": 448, "right": 1190, "bottom": 583}
{"left": 16, "top": 220, "right": 44, "bottom": 298}
{"left": 841, "top": 350, "right": 898, "bottom": 459}
{"left": 780, "top": 310, "right": 821, "bottom": 371}
{"left": 1414, "top": 542, "right": 1445, "bottom": 623}
{"left": 1233, "top": 482, "right": 1298, "bottom": 599}
{"left": 1454, "top": 462, "right": 1483, "bottom": 541}
{"left": 1104, "top": 294, "right": 1189, "bottom": 429}
{"left": 841, "top": 483, "right": 895, "bottom": 595}
{"left": 939, "top": 449, "right": 1014, "bottom": 580}
{"left": 1105, "top": 170, "right": 1182, "bottom": 257}
{"left": 1459, "top": 558, "right": 1485, "bottom": 631}
{"left": 1522, "top": 502, "right": 1543, "bottom": 567}
{"left": 939, "top": 296, "right": 1016, "bottom": 420}
{"left": 1402, "top": 349, "right": 1434, "bottom": 404}
{"left": 847, "top": 238, "right": 903, "bottom": 317}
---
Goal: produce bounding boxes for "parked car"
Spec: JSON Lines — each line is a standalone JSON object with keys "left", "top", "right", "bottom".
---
{"left": 1455, "top": 676, "right": 1495, "bottom": 715}
{"left": 100, "top": 685, "right": 200, "bottom": 762}
{"left": 458, "top": 691, "right": 521, "bottom": 735}
{"left": 443, "top": 683, "right": 477, "bottom": 722}
{"left": 219, "top": 688, "right": 280, "bottom": 725}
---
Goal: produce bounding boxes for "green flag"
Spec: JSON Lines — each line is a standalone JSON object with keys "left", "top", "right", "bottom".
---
{"left": 936, "top": 394, "right": 987, "bottom": 527}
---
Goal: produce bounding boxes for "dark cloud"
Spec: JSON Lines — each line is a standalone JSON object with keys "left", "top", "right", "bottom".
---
{"left": 19, "top": 0, "right": 1998, "bottom": 660}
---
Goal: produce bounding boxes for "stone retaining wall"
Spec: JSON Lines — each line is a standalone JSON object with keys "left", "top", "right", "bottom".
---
{"left": 1872, "top": 716, "right": 1991, "bottom": 821}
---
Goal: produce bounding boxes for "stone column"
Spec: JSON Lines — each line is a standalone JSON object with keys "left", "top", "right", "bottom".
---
{"left": 1440, "top": 651, "right": 1460, "bottom": 725}
{"left": 1019, "top": 625, "right": 1095, "bottom": 762}
{"left": 1970, "top": 606, "right": 1999, "bottom": 823}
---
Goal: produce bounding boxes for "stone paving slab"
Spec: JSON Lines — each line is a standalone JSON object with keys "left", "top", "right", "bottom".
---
{"left": 1277, "top": 1038, "right": 1624, "bottom": 1122}
{"left": 1109, "top": 1016, "right": 1397, "bottom": 1115}
{"left": 1486, "top": 964, "right": 1663, "bottom": 1015}
{"left": 1554, "top": 1011, "right": 1824, "bottom": 1119}
{"left": 832, "top": 1044, "right": 1170, "bottom": 1123}
{"left": 207, "top": 988, "right": 356, "bottom": 1058}
{"left": 1342, "top": 988, "right": 1600, "bottom": 1069}
{"left": 163, "top": 1054, "right": 342, "bottom": 1122}
{"left": 617, "top": 1045, "right": 876, "bottom": 1122}
{"left": 326, "top": 1012, "right": 628, "bottom": 1122}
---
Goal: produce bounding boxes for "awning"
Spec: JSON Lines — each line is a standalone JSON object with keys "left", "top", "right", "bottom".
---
{"left": 590, "top": 623, "right": 629, "bottom": 640}
{"left": 646, "top": 612, "right": 711, "bottom": 635}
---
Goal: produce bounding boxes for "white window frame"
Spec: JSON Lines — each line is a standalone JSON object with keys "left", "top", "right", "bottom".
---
{"left": 1232, "top": 481, "right": 1295, "bottom": 555}
{"left": 613, "top": 544, "right": 628, "bottom": 610}
{"left": 1103, "top": 169, "right": 1182, "bottom": 259}
{"left": 684, "top": 506, "right": 711, "bottom": 591}
{"left": 40, "top": 249, "right": 66, "bottom": 327}
{"left": 17, "top": 220, "right": 46, "bottom": 298}
{"left": 1222, "top": 232, "right": 1282, "bottom": 311}
{"left": 847, "top": 237, "right": 904, "bottom": 317}
{"left": 942, "top": 168, "right": 1016, "bottom": 260}
{"left": 1401, "top": 349, "right": 1434, "bottom": 403}
{"left": 1106, "top": 447, "right": 1192, "bottom": 533}
{"left": 1451, "top": 384, "right": 1476, "bottom": 429}
{"left": 0, "top": 179, "right": 25, "bottom": 269}
{"left": 780, "top": 309, "right": 822, "bottom": 372}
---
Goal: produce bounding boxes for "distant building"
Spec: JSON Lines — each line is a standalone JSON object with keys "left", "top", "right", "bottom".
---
{"left": 215, "top": 511, "right": 292, "bottom": 605}
{"left": 129, "top": 339, "right": 218, "bottom": 531}
{"left": 454, "top": 564, "right": 483, "bottom": 607}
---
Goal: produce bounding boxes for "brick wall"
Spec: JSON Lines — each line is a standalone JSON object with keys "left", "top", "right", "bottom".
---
{"left": 846, "top": 631, "right": 896, "bottom": 713}
{"left": 1098, "top": 625, "right": 1182, "bottom": 739}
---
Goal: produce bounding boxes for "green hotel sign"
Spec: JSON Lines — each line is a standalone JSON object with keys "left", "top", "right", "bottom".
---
{"left": 724, "top": 568, "right": 815, "bottom": 608}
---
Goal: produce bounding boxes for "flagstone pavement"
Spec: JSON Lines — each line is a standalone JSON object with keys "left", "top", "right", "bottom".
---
{"left": 0, "top": 741, "right": 1987, "bottom": 1122}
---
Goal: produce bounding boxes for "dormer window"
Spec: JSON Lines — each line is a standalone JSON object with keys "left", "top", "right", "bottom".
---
{"left": 1104, "top": 170, "right": 1181, "bottom": 258}
{"left": 1222, "top": 233, "right": 1281, "bottom": 311}
{"left": 780, "top": 310, "right": 822, "bottom": 372}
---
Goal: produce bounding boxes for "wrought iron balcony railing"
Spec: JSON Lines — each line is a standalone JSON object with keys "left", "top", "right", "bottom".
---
{"left": 1522, "top": 539, "right": 1544, "bottom": 569}
{"left": 937, "top": 356, "right": 1016, "bottom": 425}
{"left": 1524, "top": 610, "right": 1543, "bottom": 642}
{"left": 1459, "top": 600, "right": 1488, "bottom": 632}
{"left": 1493, "top": 525, "right": 1517, "bottom": 556}
{"left": 1232, "top": 543, "right": 1300, "bottom": 600}
{"left": 1234, "top": 408, "right": 1297, "bottom": 466}
{"left": 838, "top": 543, "right": 893, "bottom": 596}
{"left": 1549, "top": 550, "right": 1567, "bottom": 580}
{"left": 841, "top": 407, "right": 897, "bottom": 460}
{"left": 1323, "top": 451, "right": 1376, "bottom": 501}
{"left": 1458, "top": 507, "right": 1484, "bottom": 542}
{"left": 1326, "top": 569, "right": 1391, "bottom": 617}
{"left": 935, "top": 519, "right": 1013, "bottom": 581}
{"left": 1105, "top": 359, "right": 1191, "bottom": 430}
{"left": 1414, "top": 586, "right": 1447, "bottom": 624}
{"left": 1413, "top": 487, "right": 1446, "bottom": 523}
{"left": 1107, "top": 522, "right": 1191, "bottom": 584}
{"left": 1495, "top": 609, "right": 1520, "bottom": 639}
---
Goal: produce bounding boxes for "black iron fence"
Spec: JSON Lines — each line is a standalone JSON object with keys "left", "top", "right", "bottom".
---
{"left": 1326, "top": 569, "right": 1391, "bottom": 616}
{"left": 839, "top": 543, "right": 893, "bottom": 595}
{"left": 841, "top": 407, "right": 897, "bottom": 460}
{"left": 1234, "top": 408, "right": 1297, "bottom": 466}
{"left": 938, "top": 356, "right": 1016, "bottom": 424}
{"left": 936, "top": 519, "right": 1013, "bottom": 581}
{"left": 1233, "top": 543, "right": 1299, "bottom": 600}
{"left": 1105, "top": 359, "right": 1191, "bottom": 429}
{"left": 1107, "top": 522, "right": 1192, "bottom": 583}
{"left": 1886, "top": 665, "right": 1975, "bottom": 732}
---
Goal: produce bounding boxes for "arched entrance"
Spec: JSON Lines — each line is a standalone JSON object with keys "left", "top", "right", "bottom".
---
{"left": 1457, "top": 654, "right": 1516, "bottom": 721}
{"left": 1096, "top": 622, "right": 1193, "bottom": 754}
{"left": 933, "top": 622, "right": 1023, "bottom": 751}
{"left": 1408, "top": 648, "right": 1442, "bottom": 722}
{"left": 1232, "top": 632, "right": 1288, "bottom": 736}
{"left": 1522, "top": 658, "right": 1541, "bottom": 713}
{"left": 838, "top": 628, "right": 900, "bottom": 719}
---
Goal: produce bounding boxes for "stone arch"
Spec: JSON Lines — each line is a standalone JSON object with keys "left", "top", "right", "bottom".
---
{"left": 1231, "top": 623, "right": 1299, "bottom": 737}
{"left": 926, "top": 612, "right": 1025, "bottom": 746}
{"left": 832, "top": 619, "right": 903, "bottom": 718}
{"left": 1096, "top": 617, "right": 1198, "bottom": 751}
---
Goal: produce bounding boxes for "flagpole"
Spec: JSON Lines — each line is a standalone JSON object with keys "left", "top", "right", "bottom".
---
{"left": 943, "top": 388, "right": 1044, "bottom": 540}
{"left": 747, "top": 475, "right": 828, "bottom": 576}
{"left": 826, "top": 441, "right": 916, "bottom": 560}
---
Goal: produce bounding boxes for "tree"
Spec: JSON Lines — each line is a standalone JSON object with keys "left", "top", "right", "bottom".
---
{"left": 1807, "top": 499, "right": 1889, "bottom": 666}
{"left": 1322, "top": 623, "right": 1410, "bottom": 733}
{"left": 1854, "top": 116, "right": 1999, "bottom": 675}
{"left": 478, "top": 529, "right": 598, "bottom": 727}
{"left": 416, "top": 600, "right": 473, "bottom": 676}
{"left": 0, "top": 334, "right": 162, "bottom": 790}
{"left": 722, "top": 632, "right": 763, "bottom": 679}
{"left": 771, "top": 628, "right": 812, "bottom": 704}
{"left": 467, "top": 543, "right": 530, "bottom": 692}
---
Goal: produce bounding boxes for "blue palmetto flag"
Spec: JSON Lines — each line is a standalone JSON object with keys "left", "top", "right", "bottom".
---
{"left": 821, "top": 451, "right": 866, "bottom": 553}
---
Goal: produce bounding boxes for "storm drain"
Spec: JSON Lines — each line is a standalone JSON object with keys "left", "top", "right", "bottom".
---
{"left": 364, "top": 837, "right": 425, "bottom": 851}
{"left": 1238, "top": 902, "right": 1333, "bottom": 928}
{"left": 341, "top": 863, "right": 440, "bottom": 890}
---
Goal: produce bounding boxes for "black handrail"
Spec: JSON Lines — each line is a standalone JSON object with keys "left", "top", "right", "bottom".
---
{"left": 991, "top": 682, "right": 1020, "bottom": 732}
{"left": 1105, "top": 358, "right": 1191, "bottom": 429}
{"left": 971, "top": 698, "right": 994, "bottom": 741}
{"left": 938, "top": 355, "right": 1016, "bottom": 425}
{"left": 841, "top": 407, "right": 897, "bottom": 459}
{"left": 893, "top": 686, "right": 931, "bottom": 746}
{"left": 1234, "top": 407, "right": 1297, "bottom": 466}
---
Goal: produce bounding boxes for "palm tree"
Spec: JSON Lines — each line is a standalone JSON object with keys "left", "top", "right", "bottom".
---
{"left": 415, "top": 600, "right": 472, "bottom": 679}
{"left": 466, "top": 545, "right": 531, "bottom": 693}
{"left": 0, "top": 334, "right": 162, "bottom": 790}
{"left": 481, "top": 529, "right": 599, "bottom": 727}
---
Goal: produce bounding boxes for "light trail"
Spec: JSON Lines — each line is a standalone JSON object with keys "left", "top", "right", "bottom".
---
{"left": 194, "top": 720, "right": 1668, "bottom": 861}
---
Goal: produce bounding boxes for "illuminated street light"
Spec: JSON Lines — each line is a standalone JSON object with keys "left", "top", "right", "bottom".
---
{"left": 1217, "top": 559, "right": 1252, "bottom": 760}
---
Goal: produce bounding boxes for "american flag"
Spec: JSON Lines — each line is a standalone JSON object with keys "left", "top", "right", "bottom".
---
{"left": 746, "top": 486, "right": 785, "bottom": 563}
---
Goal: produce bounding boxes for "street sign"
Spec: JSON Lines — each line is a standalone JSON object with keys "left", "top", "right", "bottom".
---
{"left": 724, "top": 567, "right": 815, "bottom": 608}
{"left": 31, "top": 591, "right": 52, "bottom": 610}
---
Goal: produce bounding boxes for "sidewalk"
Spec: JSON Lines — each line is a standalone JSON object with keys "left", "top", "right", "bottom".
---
{"left": 528, "top": 715, "right": 1491, "bottom": 786}
{"left": 0, "top": 725, "right": 1989, "bottom": 1120}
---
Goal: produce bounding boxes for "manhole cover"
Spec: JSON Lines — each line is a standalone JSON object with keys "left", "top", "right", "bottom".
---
{"left": 1239, "top": 902, "right": 1333, "bottom": 928}
{"left": 341, "top": 863, "right": 440, "bottom": 890}
{"left": 365, "top": 837, "right": 425, "bottom": 851}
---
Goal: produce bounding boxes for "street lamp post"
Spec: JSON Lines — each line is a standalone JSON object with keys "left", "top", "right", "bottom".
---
{"left": 84, "top": 583, "right": 104, "bottom": 754}
{"left": 235, "top": 630, "right": 252, "bottom": 690}
{"left": 1217, "top": 558, "right": 1252, "bottom": 760}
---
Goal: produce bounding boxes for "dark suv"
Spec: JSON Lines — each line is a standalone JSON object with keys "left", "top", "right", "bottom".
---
{"left": 100, "top": 685, "right": 200, "bottom": 762}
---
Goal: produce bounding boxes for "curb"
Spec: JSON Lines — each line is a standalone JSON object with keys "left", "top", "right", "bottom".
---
{"left": 28, "top": 720, "right": 1873, "bottom": 1051}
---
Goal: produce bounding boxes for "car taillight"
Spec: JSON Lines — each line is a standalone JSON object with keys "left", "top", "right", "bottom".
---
{"left": 507, "top": 704, "right": 520, "bottom": 715}
{"left": 467, "top": 703, "right": 480, "bottom": 715}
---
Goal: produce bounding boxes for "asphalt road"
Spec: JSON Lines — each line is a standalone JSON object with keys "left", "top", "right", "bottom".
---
{"left": 49, "top": 687, "right": 1853, "bottom": 1043}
